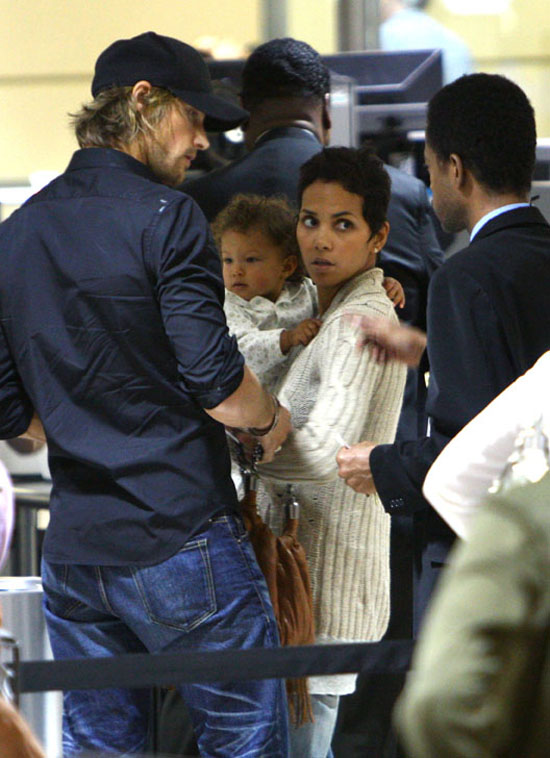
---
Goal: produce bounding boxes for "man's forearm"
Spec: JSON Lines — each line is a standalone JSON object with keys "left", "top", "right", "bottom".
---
{"left": 204, "top": 365, "right": 275, "bottom": 430}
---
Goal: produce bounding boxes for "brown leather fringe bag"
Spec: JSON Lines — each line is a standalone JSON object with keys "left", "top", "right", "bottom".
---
{"left": 239, "top": 463, "right": 315, "bottom": 726}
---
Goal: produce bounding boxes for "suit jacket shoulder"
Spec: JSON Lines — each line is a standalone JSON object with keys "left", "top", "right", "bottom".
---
{"left": 181, "top": 128, "right": 322, "bottom": 221}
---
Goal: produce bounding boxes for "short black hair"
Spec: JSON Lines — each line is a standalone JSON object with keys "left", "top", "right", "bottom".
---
{"left": 426, "top": 73, "right": 536, "bottom": 195}
{"left": 297, "top": 146, "right": 391, "bottom": 234}
{"left": 241, "top": 37, "right": 330, "bottom": 111}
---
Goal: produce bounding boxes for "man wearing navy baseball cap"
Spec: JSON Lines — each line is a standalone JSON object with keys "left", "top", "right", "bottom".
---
{"left": 0, "top": 31, "right": 291, "bottom": 756}
{"left": 86, "top": 30, "right": 248, "bottom": 186}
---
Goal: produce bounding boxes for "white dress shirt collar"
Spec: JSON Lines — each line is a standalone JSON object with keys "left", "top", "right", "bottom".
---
{"left": 470, "top": 203, "right": 530, "bottom": 241}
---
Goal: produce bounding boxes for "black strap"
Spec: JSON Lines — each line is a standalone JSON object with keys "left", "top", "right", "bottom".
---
{"left": 18, "top": 640, "right": 413, "bottom": 694}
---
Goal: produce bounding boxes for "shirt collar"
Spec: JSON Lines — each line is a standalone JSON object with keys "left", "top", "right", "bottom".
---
{"left": 66, "top": 147, "right": 161, "bottom": 184}
{"left": 470, "top": 203, "right": 530, "bottom": 241}
{"left": 254, "top": 126, "right": 321, "bottom": 148}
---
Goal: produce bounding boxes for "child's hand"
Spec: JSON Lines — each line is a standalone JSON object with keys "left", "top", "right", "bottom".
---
{"left": 280, "top": 318, "right": 322, "bottom": 354}
{"left": 382, "top": 276, "right": 405, "bottom": 309}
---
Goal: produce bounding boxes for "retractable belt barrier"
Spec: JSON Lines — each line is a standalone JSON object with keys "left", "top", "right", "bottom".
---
{"left": 17, "top": 640, "right": 414, "bottom": 695}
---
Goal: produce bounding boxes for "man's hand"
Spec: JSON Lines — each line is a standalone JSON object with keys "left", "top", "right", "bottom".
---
{"left": 336, "top": 441, "right": 378, "bottom": 495}
{"left": 346, "top": 315, "right": 427, "bottom": 368}
{"left": 232, "top": 403, "right": 292, "bottom": 465}
{"left": 254, "top": 402, "right": 292, "bottom": 463}
{"left": 17, "top": 413, "right": 46, "bottom": 445}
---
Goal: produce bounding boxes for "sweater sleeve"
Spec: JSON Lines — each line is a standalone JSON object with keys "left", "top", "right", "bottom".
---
{"left": 260, "top": 306, "right": 406, "bottom": 482}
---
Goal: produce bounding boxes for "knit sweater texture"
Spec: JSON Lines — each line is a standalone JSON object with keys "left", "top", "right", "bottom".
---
{"left": 258, "top": 268, "right": 407, "bottom": 643}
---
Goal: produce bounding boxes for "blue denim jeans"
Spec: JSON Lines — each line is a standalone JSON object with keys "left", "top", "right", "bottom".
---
{"left": 42, "top": 512, "right": 289, "bottom": 757}
{"left": 289, "top": 694, "right": 338, "bottom": 758}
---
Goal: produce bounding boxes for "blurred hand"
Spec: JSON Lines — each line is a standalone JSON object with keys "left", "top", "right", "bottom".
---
{"left": 336, "top": 440, "right": 378, "bottom": 495}
{"left": 346, "top": 315, "right": 427, "bottom": 367}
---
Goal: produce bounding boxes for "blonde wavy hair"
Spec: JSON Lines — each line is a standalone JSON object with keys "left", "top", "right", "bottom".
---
{"left": 70, "top": 86, "right": 180, "bottom": 149}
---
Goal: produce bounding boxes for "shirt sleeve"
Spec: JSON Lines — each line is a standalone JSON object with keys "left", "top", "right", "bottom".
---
{"left": 146, "top": 196, "right": 244, "bottom": 409}
{"left": 423, "top": 350, "right": 550, "bottom": 539}
{"left": 0, "top": 323, "right": 34, "bottom": 438}
{"left": 260, "top": 306, "right": 406, "bottom": 482}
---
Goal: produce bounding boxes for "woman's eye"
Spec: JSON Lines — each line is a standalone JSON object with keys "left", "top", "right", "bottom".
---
{"left": 222, "top": 257, "right": 232, "bottom": 265}
{"left": 246, "top": 257, "right": 260, "bottom": 263}
{"left": 336, "top": 219, "right": 353, "bottom": 231}
{"left": 301, "top": 216, "right": 317, "bottom": 228}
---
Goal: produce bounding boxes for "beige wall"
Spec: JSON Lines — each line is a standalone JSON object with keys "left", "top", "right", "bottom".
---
{"left": 287, "top": 0, "right": 338, "bottom": 54}
{"left": 2, "top": 1, "right": 550, "bottom": 184}
{"left": 429, "top": 0, "right": 550, "bottom": 135}
{"left": 0, "top": 0, "right": 261, "bottom": 181}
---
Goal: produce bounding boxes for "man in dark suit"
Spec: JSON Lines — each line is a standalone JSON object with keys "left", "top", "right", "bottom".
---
{"left": 182, "top": 38, "right": 332, "bottom": 219}
{"left": 337, "top": 73, "right": 550, "bottom": 631}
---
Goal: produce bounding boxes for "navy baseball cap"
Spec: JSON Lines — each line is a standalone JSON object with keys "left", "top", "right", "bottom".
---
{"left": 91, "top": 31, "right": 248, "bottom": 132}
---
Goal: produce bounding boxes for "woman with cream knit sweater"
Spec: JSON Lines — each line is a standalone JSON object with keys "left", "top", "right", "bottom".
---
{"left": 258, "top": 146, "right": 407, "bottom": 758}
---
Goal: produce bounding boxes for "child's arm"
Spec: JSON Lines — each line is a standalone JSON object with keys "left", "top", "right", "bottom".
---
{"left": 280, "top": 318, "right": 322, "bottom": 354}
{"left": 383, "top": 276, "right": 406, "bottom": 309}
{"left": 225, "top": 299, "right": 291, "bottom": 377}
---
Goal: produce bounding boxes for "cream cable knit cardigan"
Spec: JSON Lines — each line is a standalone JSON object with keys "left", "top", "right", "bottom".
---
{"left": 258, "top": 268, "right": 406, "bottom": 643}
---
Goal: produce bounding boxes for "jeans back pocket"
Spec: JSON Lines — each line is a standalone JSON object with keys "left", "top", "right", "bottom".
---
{"left": 131, "top": 539, "right": 216, "bottom": 632}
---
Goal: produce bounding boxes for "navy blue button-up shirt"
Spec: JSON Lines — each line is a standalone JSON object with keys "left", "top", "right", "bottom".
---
{"left": 0, "top": 148, "right": 244, "bottom": 565}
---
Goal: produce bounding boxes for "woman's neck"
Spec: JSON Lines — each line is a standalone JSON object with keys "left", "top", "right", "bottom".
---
{"left": 317, "top": 284, "right": 341, "bottom": 315}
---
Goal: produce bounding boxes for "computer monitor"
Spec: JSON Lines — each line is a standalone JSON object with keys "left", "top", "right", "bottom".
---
{"left": 207, "top": 49, "right": 443, "bottom": 147}
{"left": 322, "top": 49, "right": 443, "bottom": 138}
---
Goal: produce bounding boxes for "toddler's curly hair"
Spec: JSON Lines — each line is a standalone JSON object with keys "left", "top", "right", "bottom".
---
{"left": 212, "top": 194, "right": 304, "bottom": 281}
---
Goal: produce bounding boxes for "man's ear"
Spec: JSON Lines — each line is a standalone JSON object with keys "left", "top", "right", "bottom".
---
{"left": 320, "top": 94, "right": 332, "bottom": 146}
{"left": 449, "top": 153, "right": 466, "bottom": 188}
{"left": 322, "top": 94, "right": 332, "bottom": 130}
{"left": 131, "top": 80, "right": 153, "bottom": 111}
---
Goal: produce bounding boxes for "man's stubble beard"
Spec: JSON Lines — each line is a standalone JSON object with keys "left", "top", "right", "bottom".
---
{"left": 142, "top": 132, "right": 187, "bottom": 188}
